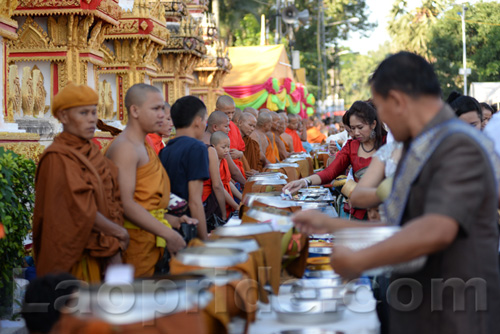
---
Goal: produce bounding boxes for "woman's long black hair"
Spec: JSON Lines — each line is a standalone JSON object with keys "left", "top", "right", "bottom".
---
{"left": 344, "top": 100, "right": 387, "bottom": 149}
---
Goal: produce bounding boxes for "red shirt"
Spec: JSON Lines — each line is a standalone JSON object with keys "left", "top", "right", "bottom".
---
{"left": 228, "top": 121, "right": 245, "bottom": 151}
{"left": 316, "top": 139, "right": 372, "bottom": 183}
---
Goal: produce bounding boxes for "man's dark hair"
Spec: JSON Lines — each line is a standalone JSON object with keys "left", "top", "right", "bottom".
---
{"left": 170, "top": 96, "right": 207, "bottom": 129}
{"left": 446, "top": 91, "right": 483, "bottom": 122}
{"left": 369, "top": 51, "right": 442, "bottom": 98}
{"left": 22, "top": 273, "right": 80, "bottom": 334}
{"left": 480, "top": 102, "right": 495, "bottom": 114}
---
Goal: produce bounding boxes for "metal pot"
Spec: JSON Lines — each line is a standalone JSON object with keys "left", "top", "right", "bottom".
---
{"left": 204, "top": 238, "right": 260, "bottom": 253}
{"left": 266, "top": 163, "right": 300, "bottom": 169}
{"left": 254, "top": 179, "right": 287, "bottom": 186}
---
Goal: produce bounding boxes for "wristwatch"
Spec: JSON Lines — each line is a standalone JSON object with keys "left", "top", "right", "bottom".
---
{"left": 304, "top": 177, "right": 312, "bottom": 186}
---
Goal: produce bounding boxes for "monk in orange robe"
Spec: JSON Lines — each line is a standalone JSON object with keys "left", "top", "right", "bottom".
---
{"left": 238, "top": 112, "right": 264, "bottom": 172}
{"left": 106, "top": 84, "right": 194, "bottom": 278}
{"left": 215, "top": 96, "right": 247, "bottom": 179}
{"left": 306, "top": 117, "right": 327, "bottom": 144}
{"left": 211, "top": 131, "right": 239, "bottom": 218}
{"left": 285, "top": 114, "right": 306, "bottom": 152}
{"left": 268, "top": 111, "right": 289, "bottom": 161}
{"left": 145, "top": 102, "right": 172, "bottom": 154}
{"left": 278, "top": 112, "right": 294, "bottom": 154}
{"left": 33, "top": 83, "right": 128, "bottom": 283}
{"left": 250, "top": 111, "right": 274, "bottom": 165}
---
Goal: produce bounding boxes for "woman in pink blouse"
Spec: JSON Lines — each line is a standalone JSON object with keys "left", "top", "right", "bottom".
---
{"left": 283, "top": 101, "right": 386, "bottom": 219}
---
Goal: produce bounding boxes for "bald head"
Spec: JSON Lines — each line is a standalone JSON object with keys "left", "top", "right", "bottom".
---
{"left": 125, "top": 83, "right": 162, "bottom": 115}
{"left": 243, "top": 107, "right": 258, "bottom": 118}
{"left": 259, "top": 108, "right": 271, "bottom": 115}
{"left": 239, "top": 112, "right": 257, "bottom": 137}
{"left": 210, "top": 130, "right": 230, "bottom": 146}
{"left": 207, "top": 110, "right": 229, "bottom": 134}
{"left": 216, "top": 95, "right": 235, "bottom": 109}
{"left": 257, "top": 112, "right": 272, "bottom": 128}
{"left": 233, "top": 108, "right": 243, "bottom": 123}
{"left": 287, "top": 113, "right": 299, "bottom": 130}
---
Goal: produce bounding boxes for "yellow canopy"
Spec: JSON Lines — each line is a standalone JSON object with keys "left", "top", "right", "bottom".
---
{"left": 224, "top": 45, "right": 295, "bottom": 87}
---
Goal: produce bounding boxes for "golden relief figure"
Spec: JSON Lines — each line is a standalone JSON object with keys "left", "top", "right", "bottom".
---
{"left": 8, "top": 65, "right": 21, "bottom": 119}
{"left": 47, "top": 16, "right": 68, "bottom": 47}
{"left": 32, "top": 67, "right": 47, "bottom": 117}
{"left": 104, "top": 81, "right": 114, "bottom": 120}
{"left": 21, "top": 67, "right": 34, "bottom": 117}
{"left": 0, "top": 0, "right": 19, "bottom": 19}
{"left": 97, "top": 81, "right": 105, "bottom": 119}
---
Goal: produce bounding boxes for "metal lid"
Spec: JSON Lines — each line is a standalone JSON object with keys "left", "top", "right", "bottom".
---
{"left": 184, "top": 268, "right": 243, "bottom": 286}
{"left": 214, "top": 223, "right": 273, "bottom": 237}
{"left": 254, "top": 179, "right": 287, "bottom": 185}
{"left": 242, "top": 192, "right": 283, "bottom": 207}
{"left": 245, "top": 207, "right": 293, "bottom": 233}
{"left": 204, "top": 238, "right": 260, "bottom": 253}
{"left": 176, "top": 247, "right": 248, "bottom": 268}
{"left": 309, "top": 247, "right": 333, "bottom": 255}
{"left": 265, "top": 163, "right": 300, "bottom": 168}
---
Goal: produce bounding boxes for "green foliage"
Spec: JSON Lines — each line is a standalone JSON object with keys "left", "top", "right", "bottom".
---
{"left": 0, "top": 147, "right": 35, "bottom": 316}
{"left": 340, "top": 42, "right": 391, "bottom": 106}
{"left": 428, "top": 2, "right": 500, "bottom": 98}
{"left": 233, "top": 13, "right": 262, "bottom": 46}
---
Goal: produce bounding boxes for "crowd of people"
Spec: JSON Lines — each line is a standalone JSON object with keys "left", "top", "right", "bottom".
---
{"left": 25, "top": 51, "right": 500, "bottom": 334}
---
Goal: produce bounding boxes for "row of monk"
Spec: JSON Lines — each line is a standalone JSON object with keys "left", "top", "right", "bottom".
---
{"left": 32, "top": 84, "right": 312, "bottom": 285}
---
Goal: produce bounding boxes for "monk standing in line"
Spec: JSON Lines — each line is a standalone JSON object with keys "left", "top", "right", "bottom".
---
{"left": 34, "top": 83, "right": 128, "bottom": 283}
{"left": 243, "top": 107, "right": 259, "bottom": 119}
{"left": 285, "top": 114, "right": 306, "bottom": 153}
{"left": 238, "top": 112, "right": 265, "bottom": 172}
{"left": 106, "top": 84, "right": 190, "bottom": 277}
{"left": 251, "top": 112, "right": 274, "bottom": 165}
{"left": 146, "top": 102, "right": 172, "bottom": 154}
{"left": 215, "top": 96, "right": 246, "bottom": 179}
{"left": 279, "top": 113, "right": 294, "bottom": 154}
{"left": 267, "top": 111, "right": 288, "bottom": 161}
{"left": 306, "top": 116, "right": 327, "bottom": 144}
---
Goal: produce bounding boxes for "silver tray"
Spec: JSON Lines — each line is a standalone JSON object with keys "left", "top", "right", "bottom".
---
{"left": 213, "top": 223, "right": 274, "bottom": 237}
{"left": 254, "top": 179, "right": 287, "bottom": 185}
{"left": 273, "top": 294, "right": 345, "bottom": 324}
{"left": 184, "top": 268, "right": 243, "bottom": 286}
{"left": 176, "top": 247, "right": 248, "bottom": 268}
{"left": 204, "top": 238, "right": 260, "bottom": 253}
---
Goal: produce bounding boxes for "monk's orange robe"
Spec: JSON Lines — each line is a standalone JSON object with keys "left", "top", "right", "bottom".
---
{"left": 146, "top": 133, "right": 165, "bottom": 155}
{"left": 228, "top": 121, "right": 246, "bottom": 179}
{"left": 307, "top": 127, "right": 327, "bottom": 144}
{"left": 271, "top": 133, "right": 280, "bottom": 162}
{"left": 220, "top": 158, "right": 233, "bottom": 219}
{"left": 265, "top": 135, "right": 276, "bottom": 164}
{"left": 281, "top": 134, "right": 291, "bottom": 153}
{"left": 285, "top": 127, "right": 306, "bottom": 152}
{"left": 122, "top": 142, "right": 171, "bottom": 278}
{"left": 243, "top": 136, "right": 262, "bottom": 171}
{"left": 33, "top": 132, "right": 123, "bottom": 283}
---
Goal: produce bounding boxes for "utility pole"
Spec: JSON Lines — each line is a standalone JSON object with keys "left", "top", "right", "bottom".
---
{"left": 460, "top": 3, "right": 468, "bottom": 95}
{"left": 275, "top": 0, "right": 281, "bottom": 44}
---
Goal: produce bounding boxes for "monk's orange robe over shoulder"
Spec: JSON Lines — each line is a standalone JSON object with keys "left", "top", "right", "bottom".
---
{"left": 243, "top": 136, "right": 263, "bottom": 171}
{"left": 271, "top": 133, "right": 280, "bottom": 162}
{"left": 228, "top": 121, "right": 246, "bottom": 178}
{"left": 33, "top": 132, "right": 123, "bottom": 283}
{"left": 123, "top": 142, "right": 171, "bottom": 278}
{"left": 265, "top": 135, "right": 277, "bottom": 164}
{"left": 307, "top": 127, "right": 327, "bottom": 144}
{"left": 220, "top": 158, "right": 234, "bottom": 219}
{"left": 281, "top": 134, "right": 291, "bottom": 152}
{"left": 285, "top": 127, "right": 306, "bottom": 152}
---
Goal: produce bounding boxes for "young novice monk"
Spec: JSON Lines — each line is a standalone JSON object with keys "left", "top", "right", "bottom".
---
{"left": 211, "top": 131, "right": 240, "bottom": 218}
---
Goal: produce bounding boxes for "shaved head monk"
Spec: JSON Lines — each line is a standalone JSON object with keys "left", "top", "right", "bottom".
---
{"left": 106, "top": 84, "right": 190, "bottom": 277}
{"left": 233, "top": 107, "right": 243, "bottom": 124}
{"left": 267, "top": 111, "right": 289, "bottom": 161}
{"left": 34, "top": 83, "right": 129, "bottom": 283}
{"left": 286, "top": 114, "right": 306, "bottom": 152}
{"left": 215, "top": 96, "right": 246, "bottom": 179}
{"left": 250, "top": 111, "right": 274, "bottom": 165}
{"left": 279, "top": 113, "right": 294, "bottom": 154}
{"left": 238, "top": 112, "right": 265, "bottom": 172}
{"left": 243, "top": 107, "right": 258, "bottom": 119}
{"left": 204, "top": 111, "right": 246, "bottom": 185}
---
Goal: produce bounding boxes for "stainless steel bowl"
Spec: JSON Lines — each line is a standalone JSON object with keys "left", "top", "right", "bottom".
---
{"left": 273, "top": 294, "right": 345, "bottom": 324}
{"left": 304, "top": 270, "right": 338, "bottom": 279}
{"left": 176, "top": 247, "right": 248, "bottom": 268}
{"left": 213, "top": 223, "right": 274, "bottom": 237}
{"left": 245, "top": 207, "right": 293, "bottom": 233}
{"left": 254, "top": 179, "right": 287, "bottom": 186}
{"left": 265, "top": 163, "right": 300, "bottom": 169}
{"left": 334, "top": 227, "right": 427, "bottom": 275}
{"left": 204, "top": 238, "right": 260, "bottom": 253}
{"left": 75, "top": 278, "right": 212, "bottom": 324}
{"left": 184, "top": 268, "right": 243, "bottom": 286}
{"left": 291, "top": 278, "right": 348, "bottom": 301}
{"left": 309, "top": 246, "right": 333, "bottom": 255}
{"left": 248, "top": 174, "right": 286, "bottom": 182}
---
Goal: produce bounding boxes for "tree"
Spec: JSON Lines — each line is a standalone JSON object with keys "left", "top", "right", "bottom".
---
{"left": 233, "top": 13, "right": 261, "bottom": 47}
{"left": 387, "top": 0, "right": 449, "bottom": 60}
{"left": 428, "top": 2, "right": 500, "bottom": 97}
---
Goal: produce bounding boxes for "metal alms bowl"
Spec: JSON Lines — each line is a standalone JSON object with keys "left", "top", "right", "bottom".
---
{"left": 74, "top": 278, "right": 212, "bottom": 325}
{"left": 254, "top": 179, "right": 287, "bottom": 186}
{"left": 248, "top": 173, "right": 287, "bottom": 182}
{"left": 213, "top": 222, "right": 274, "bottom": 237}
{"left": 266, "top": 163, "right": 300, "bottom": 169}
{"left": 291, "top": 278, "right": 350, "bottom": 302}
{"left": 184, "top": 268, "right": 243, "bottom": 286}
{"left": 334, "top": 227, "right": 427, "bottom": 275}
{"left": 176, "top": 247, "right": 248, "bottom": 268}
{"left": 242, "top": 192, "right": 283, "bottom": 207}
{"left": 272, "top": 293, "right": 346, "bottom": 324}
